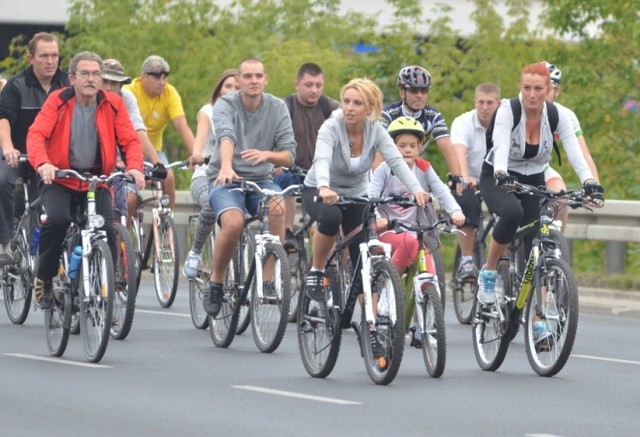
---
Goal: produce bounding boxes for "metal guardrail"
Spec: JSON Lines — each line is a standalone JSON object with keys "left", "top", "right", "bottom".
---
{"left": 164, "top": 191, "right": 638, "bottom": 273}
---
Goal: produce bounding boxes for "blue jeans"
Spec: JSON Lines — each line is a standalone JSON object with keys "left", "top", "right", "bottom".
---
{"left": 209, "top": 179, "right": 281, "bottom": 221}
{"left": 273, "top": 170, "right": 303, "bottom": 189}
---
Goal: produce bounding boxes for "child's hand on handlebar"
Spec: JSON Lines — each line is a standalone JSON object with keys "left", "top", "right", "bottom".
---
{"left": 450, "top": 211, "right": 466, "bottom": 227}
{"left": 375, "top": 217, "right": 389, "bottom": 231}
{"left": 412, "top": 190, "right": 430, "bottom": 207}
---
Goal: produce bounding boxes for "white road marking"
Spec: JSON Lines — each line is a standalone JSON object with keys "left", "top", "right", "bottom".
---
{"left": 136, "top": 309, "right": 190, "bottom": 317}
{"left": 4, "top": 353, "right": 112, "bottom": 368}
{"left": 232, "top": 385, "right": 361, "bottom": 405}
{"left": 572, "top": 354, "right": 640, "bottom": 366}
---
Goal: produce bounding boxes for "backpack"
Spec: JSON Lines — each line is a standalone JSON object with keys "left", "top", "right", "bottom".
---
{"left": 485, "top": 97, "right": 561, "bottom": 166}
{"left": 285, "top": 94, "right": 332, "bottom": 120}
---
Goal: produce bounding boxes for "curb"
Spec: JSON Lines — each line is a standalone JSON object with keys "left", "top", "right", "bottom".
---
{"left": 579, "top": 286, "right": 640, "bottom": 319}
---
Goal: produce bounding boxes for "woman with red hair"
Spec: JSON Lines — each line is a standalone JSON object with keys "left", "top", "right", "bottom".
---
{"left": 476, "top": 62, "right": 604, "bottom": 308}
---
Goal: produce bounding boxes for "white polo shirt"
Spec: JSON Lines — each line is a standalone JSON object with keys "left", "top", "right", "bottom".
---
{"left": 450, "top": 109, "right": 486, "bottom": 180}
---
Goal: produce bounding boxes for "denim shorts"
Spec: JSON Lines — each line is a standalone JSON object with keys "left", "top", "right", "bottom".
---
{"left": 209, "top": 179, "right": 281, "bottom": 220}
{"left": 273, "top": 170, "right": 304, "bottom": 189}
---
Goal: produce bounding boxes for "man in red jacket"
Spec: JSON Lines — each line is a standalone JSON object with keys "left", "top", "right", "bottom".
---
{"left": 27, "top": 51, "right": 145, "bottom": 309}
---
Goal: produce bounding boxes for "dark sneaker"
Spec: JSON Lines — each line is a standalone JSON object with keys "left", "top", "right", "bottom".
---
{"left": 0, "top": 243, "right": 13, "bottom": 266}
{"left": 283, "top": 229, "right": 296, "bottom": 252}
{"left": 457, "top": 260, "right": 478, "bottom": 281}
{"left": 203, "top": 281, "right": 223, "bottom": 317}
{"left": 369, "top": 329, "right": 385, "bottom": 358}
{"left": 305, "top": 270, "right": 326, "bottom": 301}
{"left": 409, "top": 326, "right": 423, "bottom": 349}
{"left": 34, "top": 278, "right": 54, "bottom": 310}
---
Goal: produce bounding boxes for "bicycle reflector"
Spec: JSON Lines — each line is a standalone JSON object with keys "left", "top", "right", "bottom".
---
{"left": 160, "top": 194, "right": 171, "bottom": 207}
{"left": 90, "top": 214, "right": 106, "bottom": 228}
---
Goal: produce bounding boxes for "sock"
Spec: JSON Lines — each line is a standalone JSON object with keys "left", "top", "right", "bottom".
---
{"left": 310, "top": 267, "right": 325, "bottom": 273}
{"left": 461, "top": 255, "right": 473, "bottom": 264}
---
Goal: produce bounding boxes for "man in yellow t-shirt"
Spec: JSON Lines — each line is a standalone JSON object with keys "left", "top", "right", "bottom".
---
{"left": 124, "top": 55, "right": 194, "bottom": 208}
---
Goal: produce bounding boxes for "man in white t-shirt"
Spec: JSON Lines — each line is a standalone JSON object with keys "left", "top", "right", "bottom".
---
{"left": 450, "top": 82, "right": 501, "bottom": 279}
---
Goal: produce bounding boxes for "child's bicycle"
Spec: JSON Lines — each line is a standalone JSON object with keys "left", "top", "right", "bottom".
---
{"left": 391, "top": 214, "right": 462, "bottom": 378}
{"left": 472, "top": 182, "right": 589, "bottom": 377}
{"left": 297, "top": 195, "right": 408, "bottom": 385}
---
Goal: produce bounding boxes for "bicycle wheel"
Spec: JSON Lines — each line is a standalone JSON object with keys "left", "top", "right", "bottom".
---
{"left": 235, "top": 227, "right": 254, "bottom": 335}
{"left": 111, "top": 223, "right": 138, "bottom": 340}
{"left": 419, "top": 282, "right": 447, "bottom": 377}
{"left": 153, "top": 214, "right": 179, "bottom": 308}
{"left": 548, "top": 229, "right": 571, "bottom": 265}
{"left": 250, "top": 241, "right": 291, "bottom": 353}
{"left": 426, "top": 235, "right": 446, "bottom": 312}
{"left": 297, "top": 265, "right": 342, "bottom": 378}
{"left": 209, "top": 248, "right": 241, "bottom": 348}
{"left": 3, "top": 231, "right": 33, "bottom": 324}
{"left": 79, "top": 239, "right": 115, "bottom": 363}
{"left": 188, "top": 229, "right": 212, "bottom": 329}
{"left": 472, "top": 256, "right": 513, "bottom": 372}
{"left": 451, "top": 246, "right": 478, "bottom": 325}
{"left": 361, "top": 258, "right": 405, "bottom": 385}
{"left": 129, "top": 219, "right": 143, "bottom": 290}
{"left": 45, "top": 276, "right": 71, "bottom": 357}
{"left": 524, "top": 258, "right": 578, "bottom": 377}
{"left": 286, "top": 227, "right": 307, "bottom": 323}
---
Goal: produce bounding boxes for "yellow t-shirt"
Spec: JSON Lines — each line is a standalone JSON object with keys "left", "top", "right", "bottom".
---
{"left": 123, "top": 77, "right": 185, "bottom": 151}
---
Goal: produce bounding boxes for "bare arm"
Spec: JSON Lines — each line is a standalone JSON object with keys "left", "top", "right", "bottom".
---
{"left": 137, "top": 129, "right": 163, "bottom": 164}
{"left": 0, "top": 119, "right": 20, "bottom": 167}
{"left": 172, "top": 114, "right": 195, "bottom": 154}
{"left": 578, "top": 136, "right": 599, "bottom": 183}
{"left": 436, "top": 136, "right": 462, "bottom": 175}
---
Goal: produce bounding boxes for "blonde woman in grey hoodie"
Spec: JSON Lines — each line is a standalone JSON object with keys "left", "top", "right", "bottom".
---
{"left": 302, "top": 78, "right": 428, "bottom": 311}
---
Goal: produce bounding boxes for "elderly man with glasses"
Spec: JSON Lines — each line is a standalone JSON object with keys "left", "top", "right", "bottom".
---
{"left": 26, "top": 51, "right": 145, "bottom": 309}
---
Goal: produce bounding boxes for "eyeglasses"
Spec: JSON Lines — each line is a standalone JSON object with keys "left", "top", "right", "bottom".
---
{"left": 146, "top": 71, "right": 170, "bottom": 79}
{"left": 74, "top": 70, "right": 102, "bottom": 79}
{"left": 406, "top": 88, "right": 429, "bottom": 95}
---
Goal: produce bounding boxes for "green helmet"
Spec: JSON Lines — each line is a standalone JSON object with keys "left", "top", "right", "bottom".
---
{"left": 387, "top": 116, "right": 425, "bottom": 142}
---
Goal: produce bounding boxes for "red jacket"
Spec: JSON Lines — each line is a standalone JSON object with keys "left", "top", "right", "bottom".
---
{"left": 27, "top": 87, "right": 144, "bottom": 191}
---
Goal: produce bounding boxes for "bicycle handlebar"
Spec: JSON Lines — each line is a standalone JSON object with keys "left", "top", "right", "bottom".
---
{"left": 55, "top": 169, "right": 134, "bottom": 185}
{"left": 511, "top": 182, "right": 590, "bottom": 210}
{"left": 230, "top": 179, "right": 301, "bottom": 197}
{"left": 390, "top": 215, "right": 457, "bottom": 235}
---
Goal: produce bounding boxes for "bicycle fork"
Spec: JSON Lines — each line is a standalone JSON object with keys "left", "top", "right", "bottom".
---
{"left": 360, "top": 238, "right": 394, "bottom": 326}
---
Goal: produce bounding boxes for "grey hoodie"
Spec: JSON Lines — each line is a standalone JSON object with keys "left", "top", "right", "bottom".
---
{"left": 304, "top": 109, "right": 422, "bottom": 197}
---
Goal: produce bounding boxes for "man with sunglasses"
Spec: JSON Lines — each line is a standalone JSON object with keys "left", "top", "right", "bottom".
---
{"left": 27, "top": 51, "right": 145, "bottom": 309}
{"left": 124, "top": 55, "right": 195, "bottom": 209}
{"left": 0, "top": 32, "right": 68, "bottom": 265}
{"left": 379, "top": 65, "right": 463, "bottom": 190}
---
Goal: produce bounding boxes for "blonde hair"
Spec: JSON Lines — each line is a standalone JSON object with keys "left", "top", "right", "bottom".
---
{"left": 340, "top": 78, "right": 383, "bottom": 121}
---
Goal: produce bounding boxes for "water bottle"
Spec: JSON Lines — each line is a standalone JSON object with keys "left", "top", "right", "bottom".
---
{"left": 68, "top": 245, "right": 83, "bottom": 279}
{"left": 30, "top": 226, "right": 41, "bottom": 256}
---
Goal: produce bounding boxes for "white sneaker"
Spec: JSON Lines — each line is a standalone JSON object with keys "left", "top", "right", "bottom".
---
{"left": 182, "top": 250, "right": 201, "bottom": 279}
{"left": 477, "top": 267, "right": 497, "bottom": 304}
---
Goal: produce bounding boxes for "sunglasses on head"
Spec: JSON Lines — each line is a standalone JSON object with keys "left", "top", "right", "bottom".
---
{"left": 147, "top": 71, "right": 170, "bottom": 78}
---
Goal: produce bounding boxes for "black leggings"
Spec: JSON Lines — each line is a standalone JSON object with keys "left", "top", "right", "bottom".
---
{"left": 301, "top": 186, "right": 366, "bottom": 283}
{"left": 37, "top": 183, "right": 115, "bottom": 280}
{"left": 479, "top": 163, "right": 544, "bottom": 252}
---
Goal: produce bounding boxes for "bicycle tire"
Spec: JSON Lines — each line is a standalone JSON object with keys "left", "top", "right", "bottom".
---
{"left": 250, "top": 242, "right": 291, "bottom": 353}
{"left": 45, "top": 282, "right": 71, "bottom": 357}
{"left": 286, "top": 227, "right": 307, "bottom": 323}
{"left": 548, "top": 228, "right": 571, "bottom": 265}
{"left": 209, "top": 245, "right": 241, "bottom": 348}
{"left": 235, "top": 227, "right": 254, "bottom": 336}
{"left": 111, "top": 223, "right": 138, "bottom": 340}
{"left": 420, "top": 282, "right": 447, "bottom": 377}
{"left": 426, "top": 235, "right": 446, "bottom": 312}
{"left": 3, "top": 230, "right": 33, "bottom": 324}
{"left": 188, "top": 228, "right": 212, "bottom": 330}
{"left": 361, "top": 258, "right": 405, "bottom": 385}
{"left": 296, "top": 266, "right": 342, "bottom": 378}
{"left": 129, "top": 219, "right": 143, "bottom": 290}
{"left": 153, "top": 215, "right": 179, "bottom": 308}
{"left": 472, "top": 296, "right": 512, "bottom": 371}
{"left": 524, "top": 258, "right": 578, "bottom": 377}
{"left": 79, "top": 239, "right": 115, "bottom": 363}
{"left": 451, "top": 246, "right": 478, "bottom": 325}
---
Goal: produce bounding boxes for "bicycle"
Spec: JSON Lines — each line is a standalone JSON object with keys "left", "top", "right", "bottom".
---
{"left": 297, "top": 195, "right": 406, "bottom": 385}
{"left": 472, "top": 182, "right": 589, "bottom": 377}
{"left": 128, "top": 160, "right": 186, "bottom": 308}
{"left": 109, "top": 178, "right": 138, "bottom": 340}
{"left": 1, "top": 156, "right": 41, "bottom": 324}
{"left": 209, "top": 180, "right": 294, "bottom": 353}
{"left": 283, "top": 168, "right": 314, "bottom": 322}
{"left": 187, "top": 214, "right": 253, "bottom": 333}
{"left": 392, "top": 214, "right": 460, "bottom": 378}
{"left": 44, "top": 169, "right": 128, "bottom": 363}
{"left": 451, "top": 190, "right": 495, "bottom": 325}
